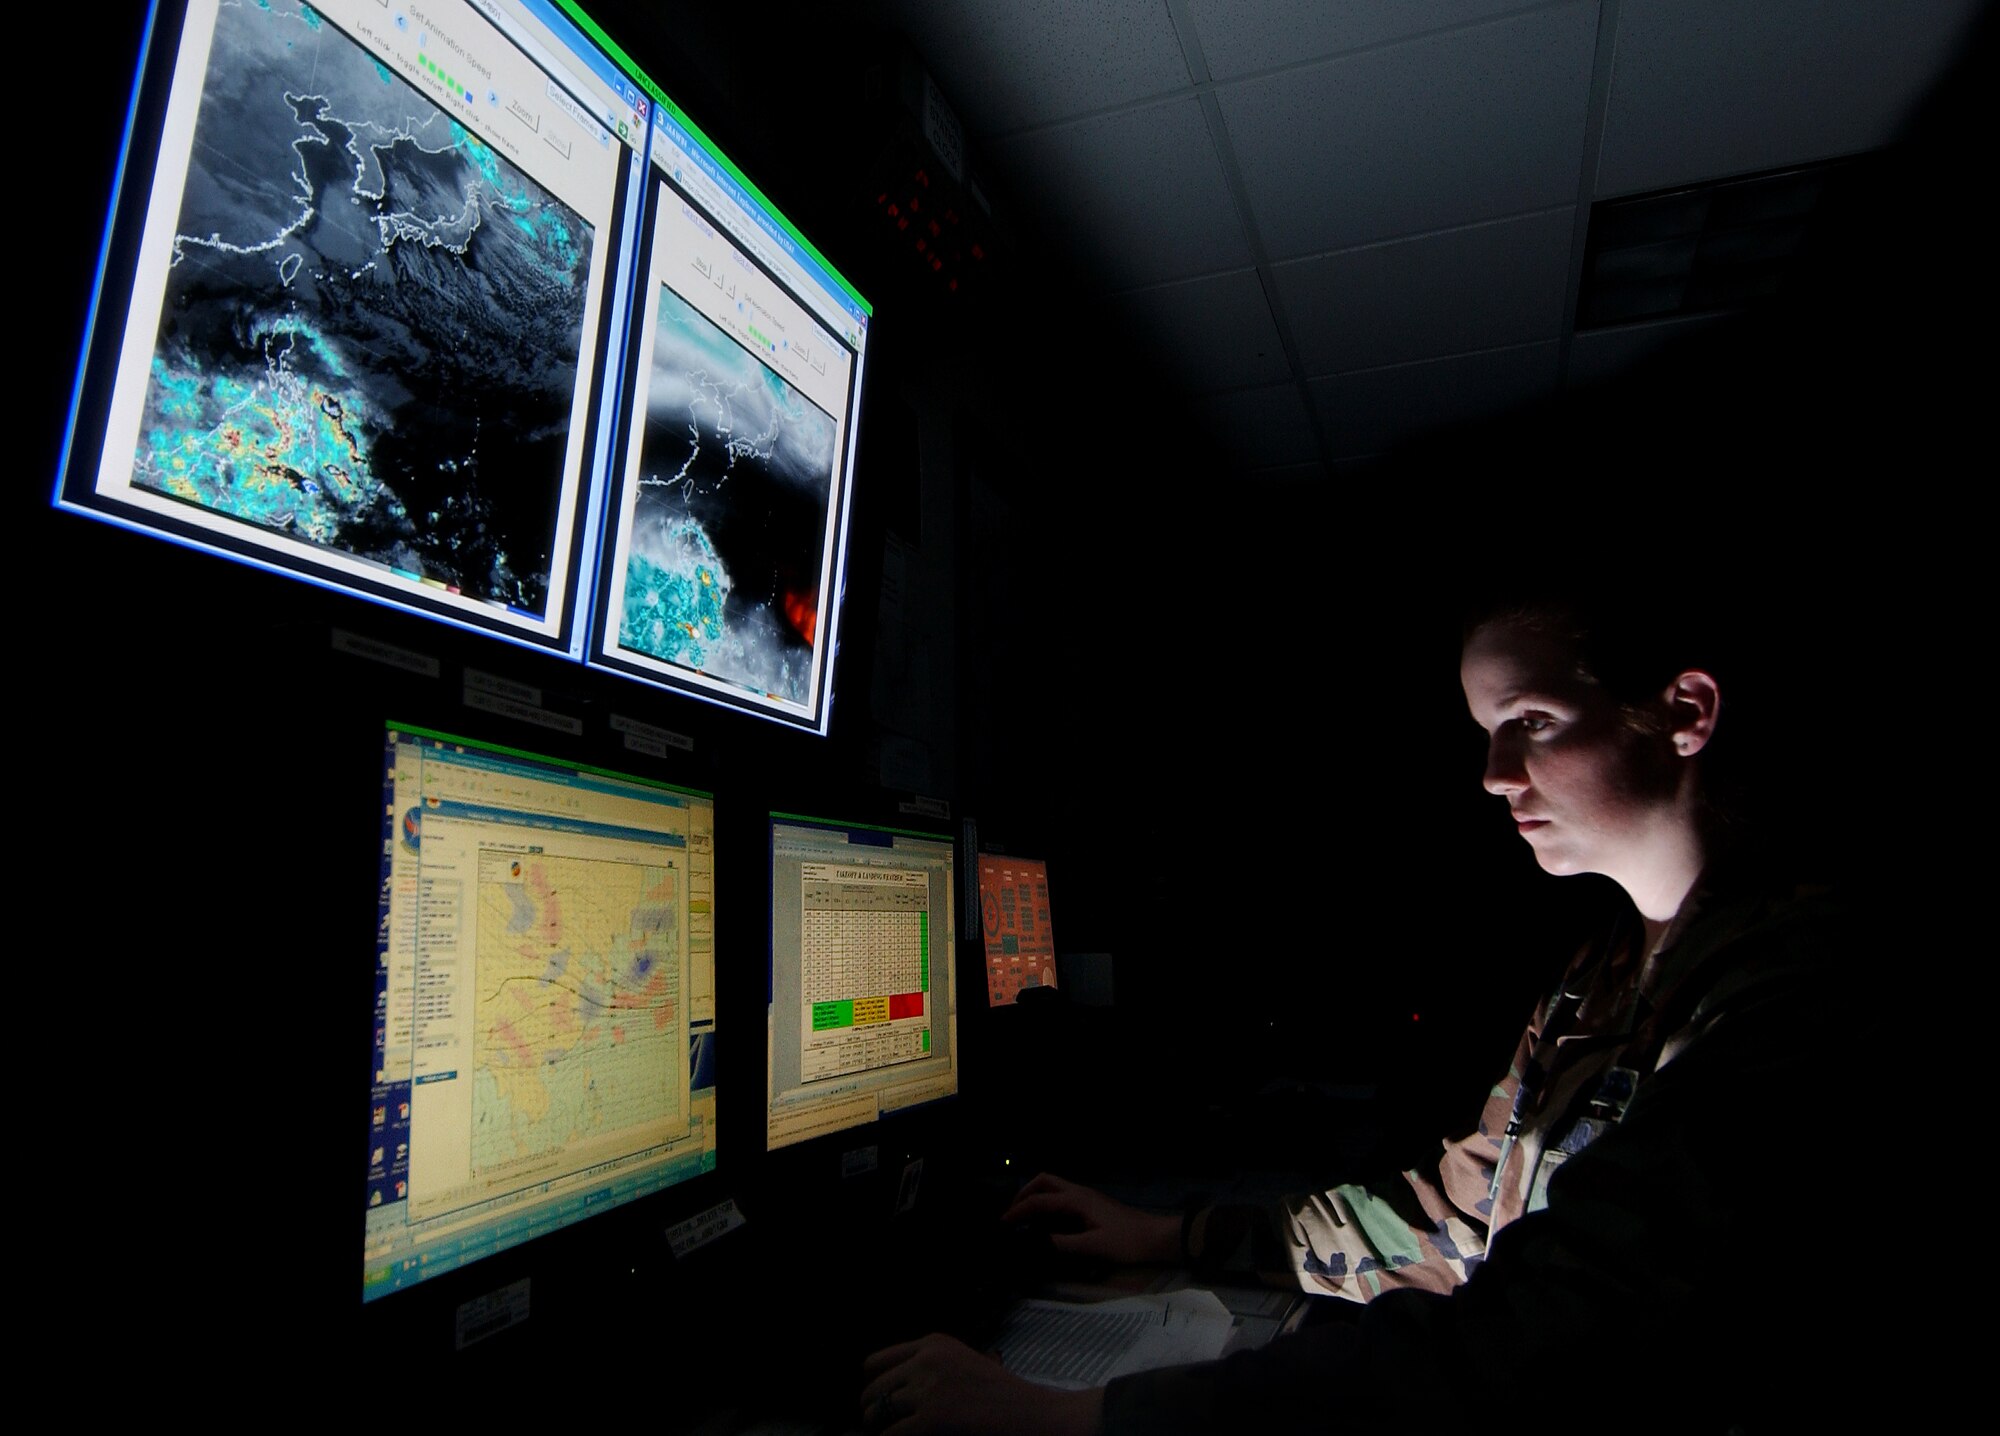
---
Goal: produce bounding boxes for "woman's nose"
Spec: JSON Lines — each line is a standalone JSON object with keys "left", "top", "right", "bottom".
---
{"left": 1483, "top": 737, "right": 1527, "bottom": 796}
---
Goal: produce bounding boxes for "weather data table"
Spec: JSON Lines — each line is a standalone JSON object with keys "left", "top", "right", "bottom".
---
{"left": 799, "top": 863, "right": 933, "bottom": 1082}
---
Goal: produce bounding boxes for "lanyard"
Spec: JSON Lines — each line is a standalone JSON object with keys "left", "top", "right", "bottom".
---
{"left": 1487, "top": 987, "right": 1578, "bottom": 1208}
{"left": 1485, "top": 908, "right": 1638, "bottom": 1209}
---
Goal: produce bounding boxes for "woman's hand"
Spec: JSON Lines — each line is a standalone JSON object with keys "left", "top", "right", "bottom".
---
{"left": 860, "top": 1333, "right": 1103, "bottom": 1436}
{"left": 1000, "top": 1173, "right": 1182, "bottom": 1265}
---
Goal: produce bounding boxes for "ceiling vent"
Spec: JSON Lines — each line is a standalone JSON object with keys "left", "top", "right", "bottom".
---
{"left": 1576, "top": 157, "right": 1870, "bottom": 329}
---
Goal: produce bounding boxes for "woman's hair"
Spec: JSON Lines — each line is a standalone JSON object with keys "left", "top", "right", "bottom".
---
{"left": 1460, "top": 588, "right": 1713, "bottom": 731}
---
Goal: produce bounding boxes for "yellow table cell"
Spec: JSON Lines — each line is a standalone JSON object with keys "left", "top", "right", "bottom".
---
{"left": 852, "top": 995, "right": 890, "bottom": 1026}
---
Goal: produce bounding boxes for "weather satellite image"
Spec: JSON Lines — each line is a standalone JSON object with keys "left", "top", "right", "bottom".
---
{"left": 621, "top": 283, "right": 839, "bottom": 705}
{"left": 134, "top": 0, "right": 596, "bottom": 618}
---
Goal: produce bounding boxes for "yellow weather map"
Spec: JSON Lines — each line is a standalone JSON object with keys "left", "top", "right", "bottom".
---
{"left": 471, "top": 850, "right": 684, "bottom": 1173}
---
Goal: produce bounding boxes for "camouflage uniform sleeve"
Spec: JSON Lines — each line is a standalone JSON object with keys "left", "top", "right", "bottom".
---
{"left": 1186, "top": 1021, "right": 1536, "bottom": 1300}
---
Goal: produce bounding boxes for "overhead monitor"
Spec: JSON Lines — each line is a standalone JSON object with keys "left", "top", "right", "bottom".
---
{"left": 767, "top": 814, "right": 958, "bottom": 1152}
{"left": 55, "top": 0, "right": 650, "bottom": 655}
{"left": 366, "top": 723, "right": 716, "bottom": 1302}
{"left": 977, "top": 853, "right": 1056, "bottom": 1006}
{"left": 585, "top": 78, "right": 871, "bottom": 734}
{"left": 55, "top": 2, "right": 872, "bottom": 737}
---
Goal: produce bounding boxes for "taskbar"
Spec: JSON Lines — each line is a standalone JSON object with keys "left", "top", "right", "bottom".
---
{"left": 362, "top": 1147, "right": 710, "bottom": 1301}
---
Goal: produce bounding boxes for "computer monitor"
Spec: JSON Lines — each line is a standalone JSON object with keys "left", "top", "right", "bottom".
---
{"left": 55, "top": 0, "right": 650, "bottom": 656}
{"left": 766, "top": 813, "right": 959, "bottom": 1152}
{"left": 366, "top": 722, "right": 716, "bottom": 1302}
{"left": 55, "top": 2, "right": 871, "bottom": 741}
{"left": 585, "top": 72, "right": 871, "bottom": 734}
{"left": 976, "top": 853, "right": 1057, "bottom": 1006}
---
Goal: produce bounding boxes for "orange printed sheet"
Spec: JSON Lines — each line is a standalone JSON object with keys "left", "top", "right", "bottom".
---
{"left": 978, "top": 855, "right": 1056, "bottom": 1006}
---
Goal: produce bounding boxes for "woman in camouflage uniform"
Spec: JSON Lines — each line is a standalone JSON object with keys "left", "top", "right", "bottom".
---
{"left": 862, "top": 591, "right": 1853, "bottom": 1435}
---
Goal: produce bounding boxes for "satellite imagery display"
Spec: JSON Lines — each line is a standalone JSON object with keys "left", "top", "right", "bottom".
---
{"left": 620, "top": 283, "right": 839, "bottom": 705}
{"left": 133, "top": 0, "right": 595, "bottom": 618}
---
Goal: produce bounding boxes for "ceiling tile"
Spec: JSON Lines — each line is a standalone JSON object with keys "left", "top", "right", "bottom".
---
{"left": 1187, "top": 0, "right": 1542, "bottom": 82}
{"left": 1114, "top": 270, "right": 1292, "bottom": 393}
{"left": 1308, "top": 342, "right": 1560, "bottom": 458}
{"left": 1272, "top": 208, "right": 1573, "bottom": 375}
{"left": 1191, "top": 383, "right": 1321, "bottom": 467}
{"left": 861, "top": 0, "right": 1192, "bottom": 136}
{"left": 1216, "top": 1, "right": 1598, "bottom": 258}
{"left": 987, "top": 98, "right": 1254, "bottom": 289}
{"left": 1597, "top": 0, "right": 1988, "bottom": 198}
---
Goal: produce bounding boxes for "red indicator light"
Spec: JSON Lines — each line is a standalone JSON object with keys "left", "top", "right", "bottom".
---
{"left": 931, "top": 257, "right": 942, "bottom": 271}
{"left": 946, "top": 209, "right": 959, "bottom": 224}
{"left": 1411, "top": 1012, "right": 1421, "bottom": 1023}
{"left": 876, "top": 193, "right": 888, "bottom": 205}
{"left": 971, "top": 244, "right": 985, "bottom": 260}
{"left": 909, "top": 195, "right": 920, "bottom": 211}
{"left": 928, "top": 220, "right": 941, "bottom": 237}
{"left": 886, "top": 203, "right": 899, "bottom": 217}
{"left": 897, "top": 217, "right": 908, "bottom": 230}
{"left": 915, "top": 169, "right": 930, "bottom": 187}
{"left": 915, "top": 238, "right": 927, "bottom": 252}
{"left": 948, "top": 279, "right": 957, "bottom": 292}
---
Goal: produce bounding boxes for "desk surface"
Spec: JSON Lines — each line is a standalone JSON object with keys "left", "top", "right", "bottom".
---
{"left": 696, "top": 1263, "right": 1322, "bottom": 1436}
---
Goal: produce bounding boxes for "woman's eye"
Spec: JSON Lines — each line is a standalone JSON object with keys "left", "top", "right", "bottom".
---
{"left": 1518, "top": 715, "right": 1554, "bottom": 735}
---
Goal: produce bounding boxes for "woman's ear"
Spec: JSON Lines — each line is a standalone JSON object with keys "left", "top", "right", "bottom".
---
{"left": 1665, "top": 670, "right": 1721, "bottom": 756}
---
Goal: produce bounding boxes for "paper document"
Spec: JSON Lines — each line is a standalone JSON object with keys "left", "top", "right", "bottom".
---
{"left": 992, "top": 1289, "right": 1235, "bottom": 1390}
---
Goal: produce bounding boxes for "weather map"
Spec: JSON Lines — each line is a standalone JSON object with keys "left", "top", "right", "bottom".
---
{"left": 471, "top": 850, "right": 684, "bottom": 1174}
{"left": 620, "top": 284, "right": 839, "bottom": 704}
{"left": 133, "top": 0, "right": 595, "bottom": 617}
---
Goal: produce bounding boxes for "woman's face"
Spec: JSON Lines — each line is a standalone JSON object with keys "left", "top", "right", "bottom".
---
{"left": 1459, "top": 620, "right": 1685, "bottom": 887}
